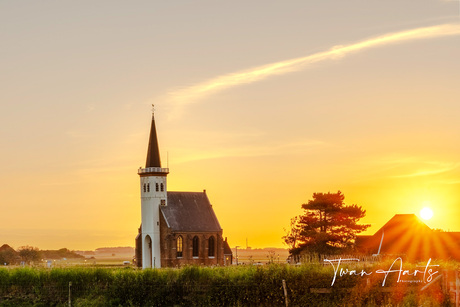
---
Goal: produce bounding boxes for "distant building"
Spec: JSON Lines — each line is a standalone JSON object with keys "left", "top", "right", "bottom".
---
{"left": 356, "top": 214, "right": 460, "bottom": 261}
{"left": 0, "top": 244, "right": 20, "bottom": 265}
{"left": 135, "top": 111, "right": 232, "bottom": 268}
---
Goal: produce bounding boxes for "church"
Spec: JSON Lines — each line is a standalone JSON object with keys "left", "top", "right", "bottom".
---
{"left": 135, "top": 111, "right": 232, "bottom": 268}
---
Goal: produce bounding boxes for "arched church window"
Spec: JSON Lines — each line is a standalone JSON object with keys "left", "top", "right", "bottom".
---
{"left": 208, "top": 236, "right": 215, "bottom": 257}
{"left": 155, "top": 183, "right": 159, "bottom": 192}
{"left": 147, "top": 183, "right": 150, "bottom": 192}
{"left": 143, "top": 184, "right": 146, "bottom": 192}
{"left": 177, "top": 236, "right": 183, "bottom": 258}
{"left": 192, "top": 236, "right": 199, "bottom": 257}
{"left": 160, "top": 183, "right": 164, "bottom": 192}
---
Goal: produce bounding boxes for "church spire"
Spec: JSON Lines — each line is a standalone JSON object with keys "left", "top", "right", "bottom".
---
{"left": 145, "top": 106, "right": 161, "bottom": 168}
{"left": 138, "top": 106, "right": 168, "bottom": 269}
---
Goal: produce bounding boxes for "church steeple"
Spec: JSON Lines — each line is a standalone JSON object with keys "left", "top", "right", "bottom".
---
{"left": 137, "top": 107, "right": 169, "bottom": 269}
{"left": 145, "top": 110, "right": 161, "bottom": 168}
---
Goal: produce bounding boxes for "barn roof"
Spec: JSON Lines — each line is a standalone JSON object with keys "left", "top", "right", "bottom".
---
{"left": 356, "top": 214, "right": 460, "bottom": 260}
{"left": 161, "top": 191, "right": 222, "bottom": 232}
{"left": 357, "top": 214, "right": 431, "bottom": 254}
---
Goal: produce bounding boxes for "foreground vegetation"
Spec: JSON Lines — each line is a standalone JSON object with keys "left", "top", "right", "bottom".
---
{"left": 0, "top": 260, "right": 458, "bottom": 306}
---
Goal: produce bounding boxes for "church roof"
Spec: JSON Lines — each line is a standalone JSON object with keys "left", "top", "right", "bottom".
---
{"left": 223, "top": 239, "right": 233, "bottom": 255}
{"left": 145, "top": 112, "right": 161, "bottom": 168}
{"left": 161, "top": 191, "right": 222, "bottom": 232}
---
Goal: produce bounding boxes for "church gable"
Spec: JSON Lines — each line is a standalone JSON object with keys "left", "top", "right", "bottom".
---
{"left": 161, "top": 191, "right": 222, "bottom": 233}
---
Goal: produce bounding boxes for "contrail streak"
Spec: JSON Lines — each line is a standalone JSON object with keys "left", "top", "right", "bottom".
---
{"left": 168, "top": 23, "right": 460, "bottom": 109}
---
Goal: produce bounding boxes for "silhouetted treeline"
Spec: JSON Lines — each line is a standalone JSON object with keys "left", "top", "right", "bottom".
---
{"left": 0, "top": 244, "right": 83, "bottom": 265}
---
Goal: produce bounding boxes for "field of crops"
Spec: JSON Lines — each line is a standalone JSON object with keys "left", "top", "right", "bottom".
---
{"left": 0, "top": 260, "right": 458, "bottom": 306}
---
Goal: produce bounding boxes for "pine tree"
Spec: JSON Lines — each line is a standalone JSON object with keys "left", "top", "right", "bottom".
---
{"left": 285, "top": 191, "right": 370, "bottom": 258}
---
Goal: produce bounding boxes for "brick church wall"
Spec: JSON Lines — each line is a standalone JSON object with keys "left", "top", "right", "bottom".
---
{"left": 160, "top": 213, "right": 224, "bottom": 267}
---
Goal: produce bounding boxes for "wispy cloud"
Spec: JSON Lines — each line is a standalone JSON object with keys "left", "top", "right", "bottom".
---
{"left": 171, "top": 139, "right": 327, "bottom": 164}
{"left": 166, "top": 23, "right": 460, "bottom": 115}
{"left": 357, "top": 155, "right": 459, "bottom": 180}
{"left": 392, "top": 162, "right": 459, "bottom": 178}
{"left": 379, "top": 158, "right": 460, "bottom": 178}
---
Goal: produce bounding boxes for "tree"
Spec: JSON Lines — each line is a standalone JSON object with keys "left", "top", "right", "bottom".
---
{"left": 284, "top": 191, "right": 370, "bottom": 258}
{"left": 282, "top": 216, "right": 302, "bottom": 253}
{"left": 17, "top": 246, "right": 41, "bottom": 264}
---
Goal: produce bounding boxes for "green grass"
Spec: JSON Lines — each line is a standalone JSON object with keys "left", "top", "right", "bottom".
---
{"left": 0, "top": 261, "right": 456, "bottom": 306}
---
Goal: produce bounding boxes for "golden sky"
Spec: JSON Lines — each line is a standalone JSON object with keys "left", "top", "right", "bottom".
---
{"left": 1, "top": 1, "right": 460, "bottom": 250}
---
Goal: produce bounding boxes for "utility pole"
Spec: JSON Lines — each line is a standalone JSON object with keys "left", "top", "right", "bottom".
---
{"left": 235, "top": 246, "right": 240, "bottom": 265}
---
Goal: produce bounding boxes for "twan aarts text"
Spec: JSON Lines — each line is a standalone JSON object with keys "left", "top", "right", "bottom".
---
{"left": 324, "top": 257, "right": 439, "bottom": 287}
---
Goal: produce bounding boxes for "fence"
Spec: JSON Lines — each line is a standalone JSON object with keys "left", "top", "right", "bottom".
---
{"left": 295, "top": 253, "right": 384, "bottom": 265}
{"left": 445, "top": 270, "right": 460, "bottom": 307}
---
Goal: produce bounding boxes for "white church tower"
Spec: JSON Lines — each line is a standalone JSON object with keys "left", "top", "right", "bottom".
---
{"left": 137, "top": 110, "right": 169, "bottom": 268}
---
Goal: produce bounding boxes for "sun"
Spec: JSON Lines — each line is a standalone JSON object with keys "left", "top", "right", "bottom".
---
{"left": 420, "top": 207, "right": 434, "bottom": 220}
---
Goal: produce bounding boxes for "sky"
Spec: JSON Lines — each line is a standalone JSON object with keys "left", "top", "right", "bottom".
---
{"left": 1, "top": 1, "right": 460, "bottom": 250}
